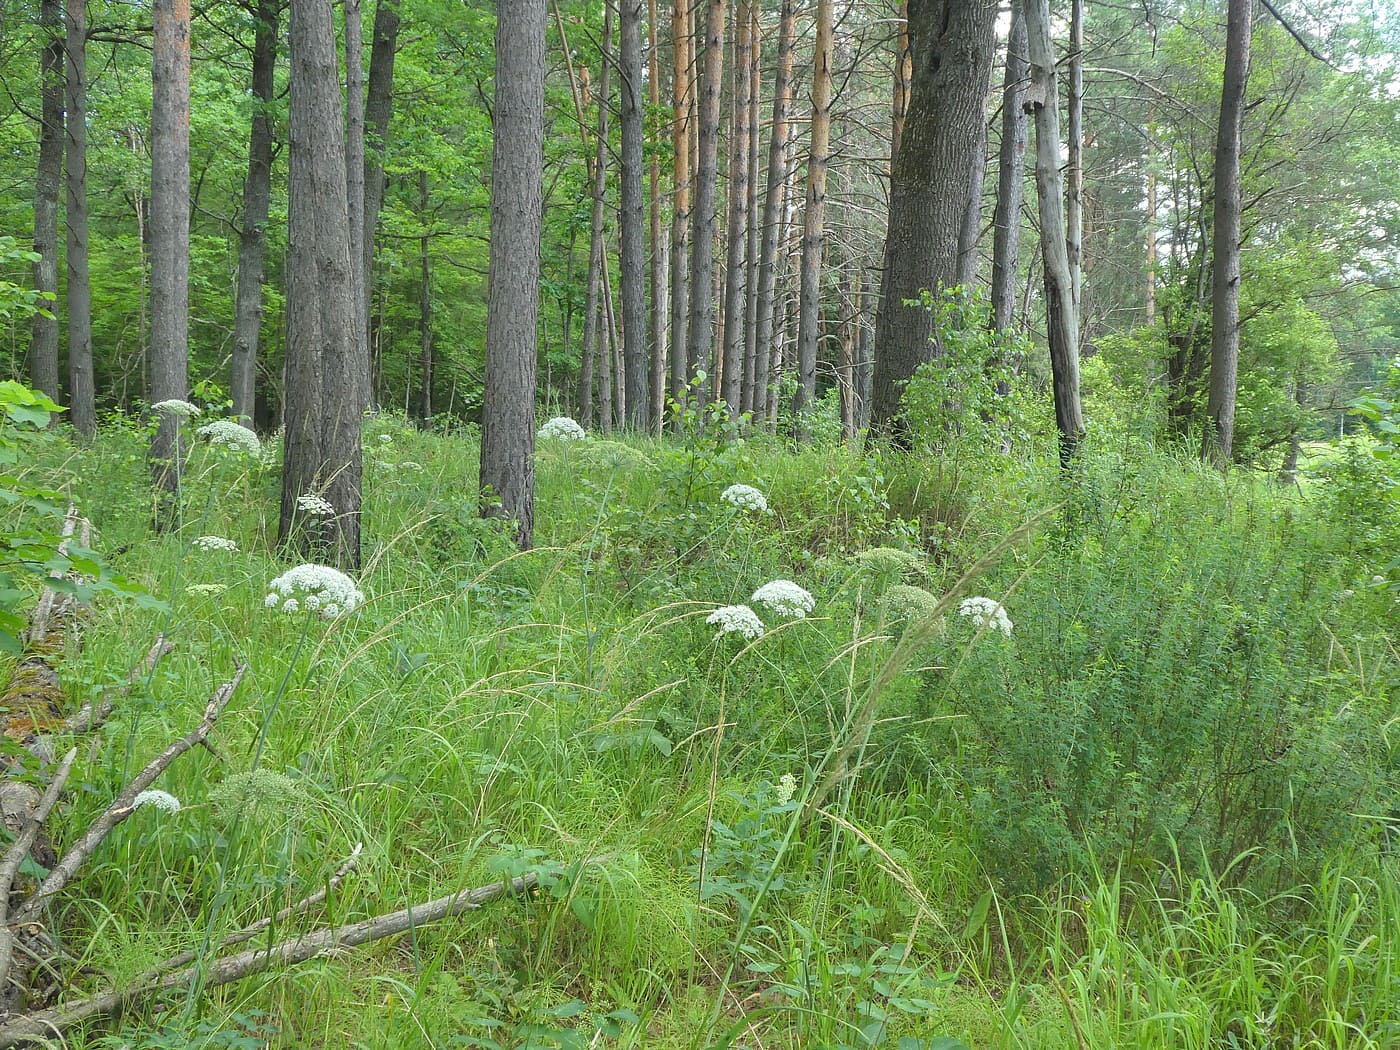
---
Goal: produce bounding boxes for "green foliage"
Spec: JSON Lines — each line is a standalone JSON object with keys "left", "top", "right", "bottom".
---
{"left": 0, "top": 236, "right": 51, "bottom": 322}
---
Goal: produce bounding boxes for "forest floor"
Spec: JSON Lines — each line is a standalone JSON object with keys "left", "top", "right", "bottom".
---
{"left": 4, "top": 413, "right": 1398, "bottom": 1049}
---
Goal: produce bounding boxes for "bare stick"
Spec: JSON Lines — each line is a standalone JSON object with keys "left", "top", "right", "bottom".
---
{"left": 15, "top": 666, "right": 245, "bottom": 924}
{"left": 0, "top": 870, "right": 540, "bottom": 1047}
{"left": 24, "top": 506, "right": 81, "bottom": 650}
{"left": 68, "top": 637, "right": 175, "bottom": 735}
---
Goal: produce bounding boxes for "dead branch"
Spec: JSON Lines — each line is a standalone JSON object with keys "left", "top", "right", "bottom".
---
{"left": 67, "top": 637, "right": 175, "bottom": 735}
{"left": 0, "top": 870, "right": 540, "bottom": 1046}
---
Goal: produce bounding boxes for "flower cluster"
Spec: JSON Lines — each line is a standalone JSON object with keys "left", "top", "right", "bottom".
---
{"left": 197, "top": 419, "right": 262, "bottom": 456}
{"left": 132, "top": 789, "right": 181, "bottom": 814}
{"left": 191, "top": 535, "right": 239, "bottom": 553}
{"left": 853, "top": 547, "right": 924, "bottom": 580}
{"left": 296, "top": 493, "right": 335, "bottom": 517}
{"left": 720, "top": 483, "right": 768, "bottom": 513}
{"left": 186, "top": 583, "right": 228, "bottom": 597}
{"left": 879, "top": 585, "right": 941, "bottom": 628}
{"left": 152, "top": 399, "right": 200, "bottom": 419}
{"left": 958, "top": 596, "right": 1013, "bottom": 637}
{"left": 706, "top": 604, "right": 765, "bottom": 640}
{"left": 264, "top": 563, "right": 365, "bottom": 618}
{"left": 776, "top": 772, "right": 798, "bottom": 806}
{"left": 538, "top": 416, "right": 587, "bottom": 441}
{"left": 751, "top": 579, "right": 815, "bottom": 619}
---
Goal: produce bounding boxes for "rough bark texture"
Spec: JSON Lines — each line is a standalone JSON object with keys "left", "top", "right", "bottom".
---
{"left": 29, "top": 0, "right": 63, "bottom": 404}
{"left": 1025, "top": 0, "right": 1083, "bottom": 464}
{"left": 1067, "top": 0, "right": 1084, "bottom": 314}
{"left": 232, "top": 0, "right": 277, "bottom": 428}
{"left": 620, "top": 0, "right": 648, "bottom": 430}
{"left": 345, "top": 0, "right": 368, "bottom": 408}
{"left": 890, "top": 1, "right": 911, "bottom": 164}
{"left": 65, "top": 0, "right": 93, "bottom": 436}
{"left": 740, "top": 0, "right": 762, "bottom": 415}
{"left": 990, "top": 1, "right": 1028, "bottom": 333}
{"left": 363, "top": 0, "right": 400, "bottom": 400}
{"left": 279, "top": 0, "right": 363, "bottom": 568}
{"left": 479, "top": 0, "right": 546, "bottom": 550}
{"left": 648, "top": 0, "right": 667, "bottom": 430}
{"left": 794, "top": 0, "right": 834, "bottom": 427}
{"left": 752, "top": 0, "right": 796, "bottom": 424}
{"left": 956, "top": 59, "right": 993, "bottom": 289}
{"left": 686, "top": 0, "right": 726, "bottom": 391}
{"left": 869, "top": 0, "right": 997, "bottom": 435}
{"left": 720, "top": 0, "right": 754, "bottom": 414}
{"left": 149, "top": 0, "right": 191, "bottom": 524}
{"left": 1203, "top": 0, "right": 1252, "bottom": 467}
{"left": 668, "top": 0, "right": 692, "bottom": 407}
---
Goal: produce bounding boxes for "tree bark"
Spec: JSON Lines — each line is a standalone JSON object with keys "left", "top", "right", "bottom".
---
{"left": 149, "top": 0, "right": 191, "bottom": 525}
{"left": 793, "top": 0, "right": 833, "bottom": 429}
{"left": 752, "top": 0, "right": 795, "bottom": 425}
{"left": 956, "top": 59, "right": 993, "bottom": 289}
{"left": 28, "top": 0, "right": 63, "bottom": 404}
{"left": 869, "top": 0, "right": 997, "bottom": 435}
{"left": 232, "top": 0, "right": 277, "bottom": 428}
{"left": 686, "top": 0, "right": 726, "bottom": 395}
{"left": 362, "top": 0, "right": 400, "bottom": 402}
{"left": 648, "top": 0, "right": 667, "bottom": 431}
{"left": 720, "top": 0, "right": 753, "bottom": 415}
{"left": 668, "top": 0, "right": 693, "bottom": 410}
{"left": 1025, "top": 0, "right": 1083, "bottom": 465}
{"left": 65, "top": 0, "right": 93, "bottom": 436}
{"left": 345, "top": 0, "right": 368, "bottom": 408}
{"left": 990, "top": 0, "right": 1028, "bottom": 333}
{"left": 741, "top": 0, "right": 762, "bottom": 416}
{"left": 1067, "top": 0, "right": 1084, "bottom": 315}
{"left": 280, "top": 0, "right": 363, "bottom": 568}
{"left": 480, "top": 0, "right": 546, "bottom": 549}
{"left": 890, "top": 0, "right": 911, "bottom": 165}
{"left": 1203, "top": 0, "right": 1252, "bottom": 467}
{"left": 620, "top": 0, "right": 648, "bottom": 430}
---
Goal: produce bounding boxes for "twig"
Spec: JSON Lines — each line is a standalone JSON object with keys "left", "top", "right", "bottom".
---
{"left": 67, "top": 637, "right": 175, "bottom": 735}
{"left": 15, "top": 667, "right": 245, "bottom": 924}
{"left": 0, "top": 870, "right": 540, "bottom": 1046}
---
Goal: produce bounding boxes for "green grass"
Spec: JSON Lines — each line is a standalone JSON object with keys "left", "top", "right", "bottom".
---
{"left": 4, "top": 414, "right": 1398, "bottom": 1049}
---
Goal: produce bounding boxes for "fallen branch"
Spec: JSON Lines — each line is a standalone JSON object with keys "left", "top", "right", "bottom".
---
{"left": 68, "top": 637, "right": 175, "bottom": 735}
{"left": 0, "top": 870, "right": 540, "bottom": 1046}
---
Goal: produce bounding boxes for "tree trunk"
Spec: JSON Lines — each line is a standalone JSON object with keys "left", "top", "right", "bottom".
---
{"left": 149, "top": 0, "right": 191, "bottom": 526}
{"left": 28, "top": 0, "right": 63, "bottom": 404}
{"left": 1203, "top": 0, "right": 1252, "bottom": 468}
{"left": 687, "top": 0, "right": 726, "bottom": 395}
{"left": 345, "top": 0, "right": 368, "bottom": 408}
{"left": 956, "top": 58, "right": 993, "bottom": 289}
{"left": 839, "top": 265, "right": 855, "bottom": 442}
{"left": 1278, "top": 376, "right": 1306, "bottom": 484}
{"left": 1025, "top": 0, "right": 1083, "bottom": 465}
{"left": 280, "top": 0, "right": 363, "bottom": 568}
{"left": 890, "top": 0, "right": 911, "bottom": 165}
{"left": 741, "top": 0, "right": 762, "bottom": 416}
{"left": 752, "top": 0, "right": 795, "bottom": 426}
{"left": 619, "top": 0, "right": 648, "bottom": 430}
{"left": 668, "top": 0, "right": 693, "bottom": 410}
{"left": 480, "top": 0, "right": 546, "bottom": 549}
{"left": 1145, "top": 123, "right": 1157, "bottom": 324}
{"left": 990, "top": 0, "right": 1027, "bottom": 333}
{"left": 648, "top": 0, "right": 667, "bottom": 431}
{"left": 362, "top": 0, "right": 400, "bottom": 399}
{"left": 869, "top": 0, "right": 997, "bottom": 435}
{"left": 65, "top": 0, "right": 93, "bottom": 437}
{"left": 417, "top": 170, "right": 432, "bottom": 421}
{"left": 1067, "top": 0, "right": 1084, "bottom": 315}
{"left": 232, "top": 0, "right": 277, "bottom": 428}
{"left": 793, "top": 0, "right": 833, "bottom": 429}
{"left": 720, "top": 0, "right": 753, "bottom": 415}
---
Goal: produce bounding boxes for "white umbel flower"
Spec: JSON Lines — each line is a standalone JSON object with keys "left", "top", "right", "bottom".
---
{"left": 191, "top": 535, "right": 239, "bottom": 553}
{"left": 538, "top": 416, "right": 587, "bottom": 440}
{"left": 958, "top": 596, "right": 1013, "bottom": 637}
{"left": 296, "top": 493, "right": 335, "bottom": 516}
{"left": 152, "top": 399, "right": 201, "bottom": 418}
{"left": 265, "top": 563, "right": 365, "bottom": 618}
{"left": 751, "top": 579, "right": 815, "bottom": 619}
{"left": 706, "top": 604, "right": 765, "bottom": 640}
{"left": 720, "top": 484, "right": 769, "bottom": 513}
{"left": 132, "top": 789, "right": 181, "bottom": 814}
{"left": 187, "top": 583, "right": 228, "bottom": 596}
{"left": 197, "top": 419, "right": 262, "bottom": 456}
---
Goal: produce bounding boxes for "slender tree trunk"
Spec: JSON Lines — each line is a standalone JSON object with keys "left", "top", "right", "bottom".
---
{"left": 1067, "top": 0, "right": 1084, "bottom": 315}
{"left": 417, "top": 169, "right": 432, "bottom": 421}
{"left": 362, "top": 0, "right": 400, "bottom": 399}
{"left": 752, "top": 0, "right": 795, "bottom": 426}
{"left": 741, "top": 0, "right": 762, "bottom": 416}
{"left": 869, "top": 0, "right": 997, "bottom": 435}
{"left": 956, "top": 60, "right": 993, "bottom": 289}
{"left": 345, "top": 0, "right": 368, "bottom": 407}
{"left": 839, "top": 265, "right": 855, "bottom": 442}
{"left": 149, "top": 0, "right": 191, "bottom": 526}
{"left": 1204, "top": 0, "right": 1252, "bottom": 467}
{"left": 669, "top": 0, "right": 693, "bottom": 410}
{"left": 687, "top": 0, "right": 726, "bottom": 395}
{"left": 619, "top": 0, "right": 648, "bottom": 430}
{"left": 648, "top": 0, "right": 667, "bottom": 431}
{"left": 856, "top": 268, "right": 873, "bottom": 430}
{"left": 280, "top": 0, "right": 363, "bottom": 567}
{"left": 1278, "top": 376, "right": 1306, "bottom": 484}
{"left": 890, "top": 0, "right": 911, "bottom": 165}
{"left": 65, "top": 0, "right": 94, "bottom": 436}
{"left": 232, "top": 0, "right": 277, "bottom": 428}
{"left": 990, "top": 0, "right": 1027, "bottom": 333}
{"left": 794, "top": 0, "right": 833, "bottom": 428}
{"left": 720, "top": 0, "right": 753, "bottom": 414}
{"left": 28, "top": 0, "right": 63, "bottom": 403}
{"left": 1145, "top": 123, "right": 1157, "bottom": 324}
{"left": 1025, "top": 0, "right": 1083, "bottom": 464}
